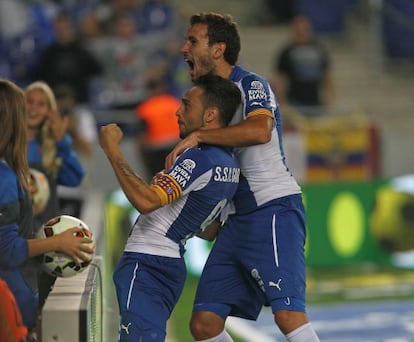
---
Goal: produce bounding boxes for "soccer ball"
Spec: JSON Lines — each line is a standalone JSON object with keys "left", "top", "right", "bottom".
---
{"left": 29, "top": 168, "right": 50, "bottom": 213}
{"left": 36, "top": 215, "right": 94, "bottom": 278}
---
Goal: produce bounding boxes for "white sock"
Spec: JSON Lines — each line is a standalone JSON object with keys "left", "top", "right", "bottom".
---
{"left": 195, "top": 329, "right": 233, "bottom": 342}
{"left": 286, "top": 322, "right": 320, "bottom": 342}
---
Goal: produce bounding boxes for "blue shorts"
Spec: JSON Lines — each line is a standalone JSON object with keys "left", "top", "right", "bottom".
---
{"left": 193, "top": 194, "right": 307, "bottom": 321}
{"left": 113, "top": 252, "right": 186, "bottom": 342}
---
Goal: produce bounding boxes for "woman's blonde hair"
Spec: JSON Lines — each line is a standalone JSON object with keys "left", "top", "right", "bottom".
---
{"left": 0, "top": 79, "right": 29, "bottom": 189}
{"left": 25, "top": 81, "right": 62, "bottom": 176}
{"left": 25, "top": 81, "right": 58, "bottom": 111}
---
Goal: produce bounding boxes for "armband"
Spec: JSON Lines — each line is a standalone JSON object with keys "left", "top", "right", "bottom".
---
{"left": 151, "top": 174, "right": 182, "bottom": 205}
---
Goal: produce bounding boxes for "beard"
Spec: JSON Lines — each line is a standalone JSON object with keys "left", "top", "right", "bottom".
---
{"left": 192, "top": 55, "right": 216, "bottom": 80}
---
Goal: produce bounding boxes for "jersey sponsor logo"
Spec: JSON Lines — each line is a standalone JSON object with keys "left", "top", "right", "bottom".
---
{"left": 248, "top": 80, "right": 267, "bottom": 102}
{"left": 169, "top": 164, "right": 192, "bottom": 187}
{"left": 214, "top": 167, "right": 240, "bottom": 183}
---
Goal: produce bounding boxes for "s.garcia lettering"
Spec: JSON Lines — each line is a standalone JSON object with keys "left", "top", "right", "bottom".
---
{"left": 214, "top": 167, "right": 240, "bottom": 183}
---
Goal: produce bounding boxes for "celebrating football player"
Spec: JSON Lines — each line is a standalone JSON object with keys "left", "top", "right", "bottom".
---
{"left": 100, "top": 74, "right": 241, "bottom": 342}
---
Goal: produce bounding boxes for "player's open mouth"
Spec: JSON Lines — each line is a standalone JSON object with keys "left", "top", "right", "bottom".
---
{"left": 184, "top": 58, "right": 194, "bottom": 71}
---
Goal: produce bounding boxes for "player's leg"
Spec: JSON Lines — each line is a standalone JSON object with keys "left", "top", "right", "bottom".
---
{"left": 265, "top": 194, "right": 319, "bottom": 341}
{"left": 113, "top": 256, "right": 146, "bottom": 342}
{"left": 284, "top": 321, "right": 320, "bottom": 342}
{"left": 114, "top": 252, "right": 186, "bottom": 342}
{"left": 191, "top": 310, "right": 232, "bottom": 341}
{"left": 190, "top": 216, "right": 265, "bottom": 341}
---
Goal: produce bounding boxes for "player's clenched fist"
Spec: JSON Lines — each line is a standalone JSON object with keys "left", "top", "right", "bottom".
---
{"left": 99, "top": 123, "right": 123, "bottom": 155}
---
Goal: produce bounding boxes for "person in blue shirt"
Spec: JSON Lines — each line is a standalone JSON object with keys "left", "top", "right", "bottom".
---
{"left": 99, "top": 74, "right": 241, "bottom": 342}
{"left": 0, "top": 78, "right": 94, "bottom": 334}
{"left": 25, "top": 81, "right": 86, "bottom": 314}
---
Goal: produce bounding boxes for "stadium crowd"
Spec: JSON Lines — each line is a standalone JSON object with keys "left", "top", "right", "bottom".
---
{"left": 0, "top": 0, "right": 190, "bottom": 110}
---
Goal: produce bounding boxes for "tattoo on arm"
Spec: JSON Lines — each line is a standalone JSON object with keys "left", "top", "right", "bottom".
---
{"left": 117, "top": 158, "right": 146, "bottom": 186}
{"left": 117, "top": 159, "right": 134, "bottom": 176}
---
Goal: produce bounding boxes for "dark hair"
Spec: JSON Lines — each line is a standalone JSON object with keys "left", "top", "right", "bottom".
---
{"left": 190, "top": 12, "right": 241, "bottom": 65}
{"left": 54, "top": 83, "right": 76, "bottom": 100}
{"left": 193, "top": 74, "right": 241, "bottom": 126}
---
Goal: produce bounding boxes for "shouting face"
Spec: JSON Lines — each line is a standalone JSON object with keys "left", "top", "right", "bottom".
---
{"left": 181, "top": 23, "right": 217, "bottom": 80}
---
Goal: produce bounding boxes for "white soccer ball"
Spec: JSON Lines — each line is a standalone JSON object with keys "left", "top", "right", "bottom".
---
{"left": 36, "top": 215, "right": 94, "bottom": 278}
{"left": 29, "top": 168, "right": 50, "bottom": 213}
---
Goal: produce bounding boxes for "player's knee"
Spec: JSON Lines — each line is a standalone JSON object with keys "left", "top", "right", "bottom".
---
{"left": 274, "top": 310, "right": 308, "bottom": 335}
{"left": 190, "top": 311, "right": 225, "bottom": 339}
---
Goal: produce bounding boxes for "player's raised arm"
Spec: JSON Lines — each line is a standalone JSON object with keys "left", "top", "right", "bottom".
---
{"left": 99, "top": 123, "right": 162, "bottom": 214}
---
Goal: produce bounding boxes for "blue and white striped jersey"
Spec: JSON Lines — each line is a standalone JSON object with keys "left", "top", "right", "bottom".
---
{"left": 229, "top": 65, "right": 301, "bottom": 215}
{"left": 125, "top": 144, "right": 240, "bottom": 258}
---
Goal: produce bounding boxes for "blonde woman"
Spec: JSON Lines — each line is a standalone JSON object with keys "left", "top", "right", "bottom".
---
{"left": 25, "top": 81, "right": 86, "bottom": 312}
{"left": 0, "top": 78, "right": 94, "bottom": 333}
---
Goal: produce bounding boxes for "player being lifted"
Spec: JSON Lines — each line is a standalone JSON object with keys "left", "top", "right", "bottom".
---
{"left": 99, "top": 74, "right": 241, "bottom": 342}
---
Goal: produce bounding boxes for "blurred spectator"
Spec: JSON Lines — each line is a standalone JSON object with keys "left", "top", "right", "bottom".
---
{"left": 272, "top": 15, "right": 334, "bottom": 116}
{"left": 137, "top": 0, "right": 178, "bottom": 35}
{"left": 31, "top": 12, "right": 103, "bottom": 104}
{"left": 97, "top": 0, "right": 142, "bottom": 34}
{"left": 0, "top": 0, "right": 29, "bottom": 40}
{"left": 55, "top": 84, "right": 97, "bottom": 159}
{"left": 79, "top": 10, "right": 106, "bottom": 41}
{"left": 135, "top": 0, "right": 189, "bottom": 98}
{"left": 55, "top": 84, "right": 98, "bottom": 217}
{"left": 295, "top": 0, "right": 349, "bottom": 34}
{"left": 88, "top": 13, "right": 166, "bottom": 109}
{"left": 96, "top": 0, "right": 179, "bottom": 36}
{"left": 135, "top": 77, "right": 180, "bottom": 177}
{"left": 262, "top": 0, "right": 297, "bottom": 25}
{"left": 0, "top": 0, "right": 57, "bottom": 85}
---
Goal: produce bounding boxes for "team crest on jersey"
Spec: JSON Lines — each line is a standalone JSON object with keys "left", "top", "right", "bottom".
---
{"left": 248, "top": 80, "right": 267, "bottom": 104}
{"left": 179, "top": 159, "right": 196, "bottom": 173}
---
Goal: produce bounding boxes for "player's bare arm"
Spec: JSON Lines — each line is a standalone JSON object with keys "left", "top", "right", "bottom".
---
{"left": 165, "top": 114, "right": 273, "bottom": 170}
{"left": 99, "top": 124, "right": 162, "bottom": 214}
{"left": 197, "top": 114, "right": 273, "bottom": 147}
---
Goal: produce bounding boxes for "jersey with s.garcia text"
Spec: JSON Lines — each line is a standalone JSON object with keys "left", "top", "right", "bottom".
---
{"left": 124, "top": 144, "right": 240, "bottom": 258}
{"left": 229, "top": 65, "right": 301, "bottom": 215}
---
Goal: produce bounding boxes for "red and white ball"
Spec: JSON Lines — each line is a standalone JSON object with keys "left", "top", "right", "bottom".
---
{"left": 36, "top": 215, "right": 94, "bottom": 278}
{"left": 29, "top": 168, "right": 50, "bottom": 213}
